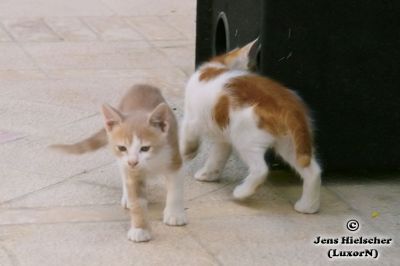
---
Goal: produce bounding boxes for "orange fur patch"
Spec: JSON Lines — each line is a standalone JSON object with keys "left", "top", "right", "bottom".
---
{"left": 225, "top": 75, "right": 312, "bottom": 167}
{"left": 213, "top": 94, "right": 230, "bottom": 129}
{"left": 199, "top": 67, "right": 228, "bottom": 82}
{"left": 211, "top": 48, "right": 241, "bottom": 66}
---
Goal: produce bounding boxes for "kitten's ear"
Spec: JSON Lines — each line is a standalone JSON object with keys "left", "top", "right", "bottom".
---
{"left": 101, "top": 104, "right": 123, "bottom": 131}
{"left": 228, "top": 38, "right": 259, "bottom": 70}
{"left": 148, "top": 103, "right": 169, "bottom": 133}
{"left": 241, "top": 38, "right": 259, "bottom": 57}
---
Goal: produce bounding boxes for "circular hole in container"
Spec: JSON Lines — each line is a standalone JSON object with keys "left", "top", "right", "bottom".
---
{"left": 213, "top": 12, "right": 230, "bottom": 56}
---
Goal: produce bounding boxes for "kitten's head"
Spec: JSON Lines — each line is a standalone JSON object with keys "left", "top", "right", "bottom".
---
{"left": 210, "top": 38, "right": 259, "bottom": 71}
{"left": 101, "top": 103, "right": 171, "bottom": 171}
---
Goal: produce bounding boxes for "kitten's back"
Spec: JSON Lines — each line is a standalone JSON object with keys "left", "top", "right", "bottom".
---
{"left": 119, "top": 84, "right": 167, "bottom": 113}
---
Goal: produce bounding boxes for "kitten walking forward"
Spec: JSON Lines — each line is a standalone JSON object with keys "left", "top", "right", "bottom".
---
{"left": 181, "top": 41, "right": 321, "bottom": 214}
{"left": 51, "top": 85, "right": 187, "bottom": 242}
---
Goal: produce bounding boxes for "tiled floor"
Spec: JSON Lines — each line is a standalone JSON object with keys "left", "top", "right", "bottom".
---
{"left": 0, "top": 1, "right": 398, "bottom": 265}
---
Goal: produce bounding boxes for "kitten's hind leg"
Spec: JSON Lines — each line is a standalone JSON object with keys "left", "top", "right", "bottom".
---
{"left": 180, "top": 118, "right": 201, "bottom": 160}
{"left": 275, "top": 137, "right": 321, "bottom": 214}
{"left": 163, "top": 170, "right": 187, "bottom": 226}
{"left": 233, "top": 146, "right": 269, "bottom": 200}
{"left": 195, "top": 141, "right": 231, "bottom": 182}
{"left": 293, "top": 159, "right": 321, "bottom": 214}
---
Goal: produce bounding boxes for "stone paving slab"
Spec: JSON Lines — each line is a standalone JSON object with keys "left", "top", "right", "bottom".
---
{"left": 21, "top": 41, "right": 172, "bottom": 70}
{"left": 0, "top": 132, "right": 112, "bottom": 177}
{"left": 45, "top": 17, "right": 98, "bottom": 42}
{"left": 2, "top": 177, "right": 120, "bottom": 209}
{"left": 187, "top": 214, "right": 398, "bottom": 266}
{"left": 0, "top": 44, "right": 37, "bottom": 70}
{"left": 329, "top": 182, "right": 400, "bottom": 238}
{"left": 0, "top": 0, "right": 114, "bottom": 17}
{"left": 0, "top": 222, "right": 218, "bottom": 266}
{"left": 160, "top": 15, "right": 196, "bottom": 40}
{"left": 0, "top": 26, "right": 12, "bottom": 42}
{"left": 158, "top": 45, "right": 195, "bottom": 74}
{"left": 2, "top": 18, "right": 61, "bottom": 42}
{"left": 0, "top": 169, "right": 51, "bottom": 203}
{"left": 0, "top": 97, "right": 94, "bottom": 135}
{"left": 0, "top": 205, "right": 126, "bottom": 225}
{"left": 126, "top": 16, "right": 185, "bottom": 41}
{"left": 0, "top": 130, "right": 24, "bottom": 144}
{"left": 101, "top": 0, "right": 196, "bottom": 16}
{"left": 83, "top": 17, "right": 143, "bottom": 41}
{"left": 0, "top": 78, "right": 136, "bottom": 112}
{"left": 0, "top": 69, "right": 47, "bottom": 80}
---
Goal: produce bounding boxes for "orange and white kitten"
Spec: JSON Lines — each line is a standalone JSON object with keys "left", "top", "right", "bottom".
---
{"left": 52, "top": 85, "right": 187, "bottom": 242}
{"left": 181, "top": 40, "right": 321, "bottom": 214}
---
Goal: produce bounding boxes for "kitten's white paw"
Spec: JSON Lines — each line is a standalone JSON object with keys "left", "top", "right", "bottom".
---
{"left": 233, "top": 183, "right": 255, "bottom": 200}
{"left": 127, "top": 227, "right": 151, "bottom": 242}
{"left": 120, "top": 195, "right": 131, "bottom": 209}
{"left": 294, "top": 199, "right": 320, "bottom": 214}
{"left": 194, "top": 167, "right": 220, "bottom": 182}
{"left": 163, "top": 209, "right": 187, "bottom": 226}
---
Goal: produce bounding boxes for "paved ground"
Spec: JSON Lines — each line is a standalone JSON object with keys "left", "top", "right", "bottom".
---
{"left": 0, "top": 1, "right": 399, "bottom": 265}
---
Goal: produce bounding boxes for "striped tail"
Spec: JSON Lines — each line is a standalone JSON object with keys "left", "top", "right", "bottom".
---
{"left": 286, "top": 111, "right": 313, "bottom": 167}
{"left": 49, "top": 129, "right": 107, "bottom": 155}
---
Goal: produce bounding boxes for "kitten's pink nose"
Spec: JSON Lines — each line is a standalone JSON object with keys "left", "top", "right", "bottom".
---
{"left": 128, "top": 160, "right": 138, "bottom": 167}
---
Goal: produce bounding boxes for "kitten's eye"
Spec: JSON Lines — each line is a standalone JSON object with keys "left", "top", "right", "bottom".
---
{"left": 140, "top": 146, "right": 150, "bottom": 152}
{"left": 117, "top": 146, "right": 127, "bottom": 152}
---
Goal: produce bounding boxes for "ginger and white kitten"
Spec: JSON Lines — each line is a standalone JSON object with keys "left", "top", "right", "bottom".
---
{"left": 51, "top": 84, "right": 187, "bottom": 242}
{"left": 181, "top": 40, "right": 321, "bottom": 214}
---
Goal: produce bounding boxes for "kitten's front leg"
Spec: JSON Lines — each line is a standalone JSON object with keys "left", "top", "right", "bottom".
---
{"left": 125, "top": 170, "right": 151, "bottom": 242}
{"left": 163, "top": 170, "right": 187, "bottom": 226}
{"left": 120, "top": 177, "right": 131, "bottom": 209}
{"left": 118, "top": 162, "right": 131, "bottom": 209}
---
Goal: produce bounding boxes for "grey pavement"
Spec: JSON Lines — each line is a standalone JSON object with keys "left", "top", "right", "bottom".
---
{"left": 0, "top": 1, "right": 398, "bottom": 265}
